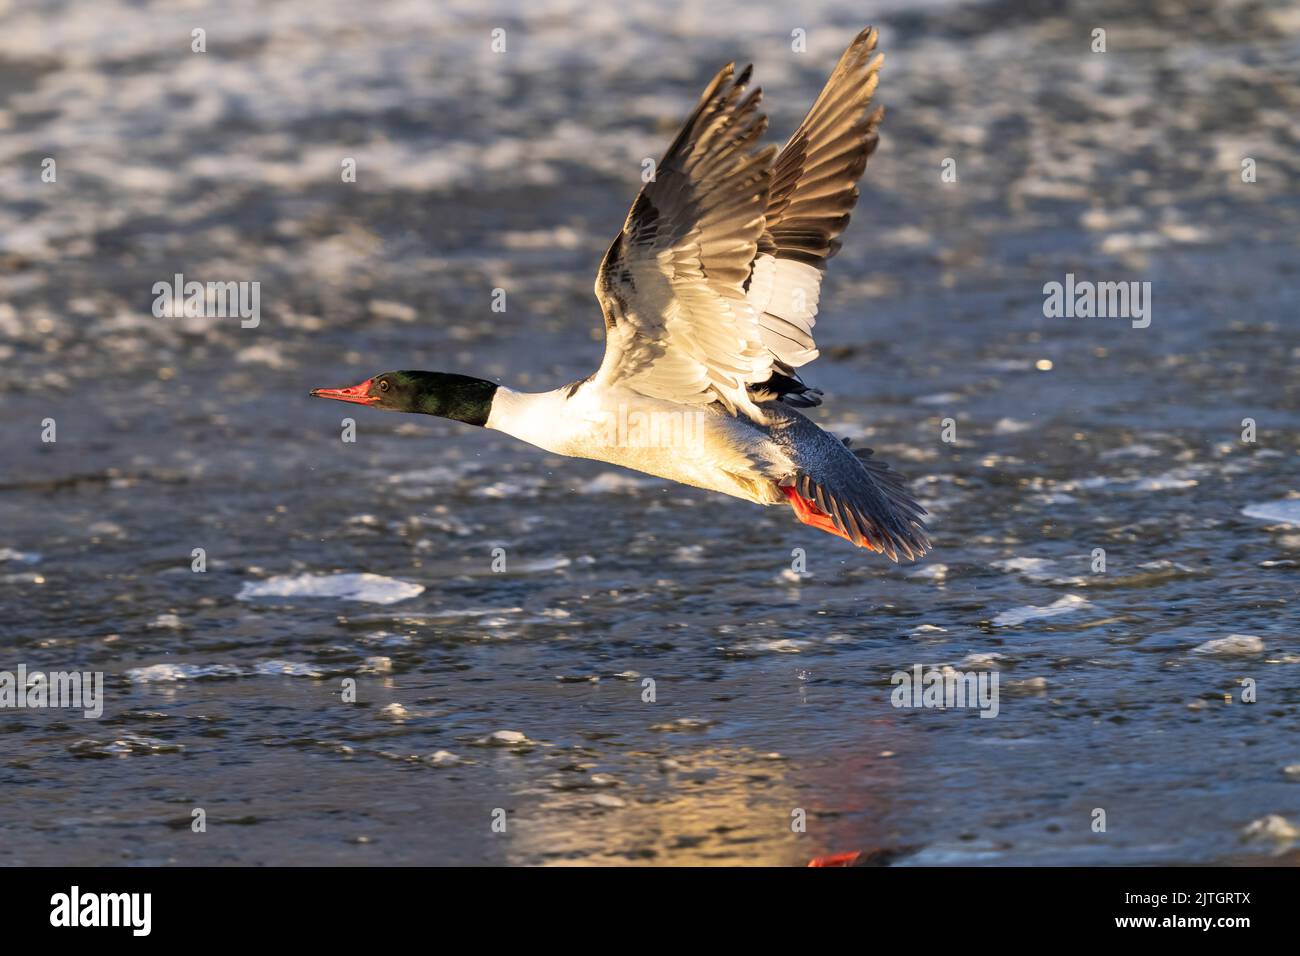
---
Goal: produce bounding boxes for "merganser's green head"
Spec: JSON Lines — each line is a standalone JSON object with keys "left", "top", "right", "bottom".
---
{"left": 310, "top": 370, "right": 498, "bottom": 425}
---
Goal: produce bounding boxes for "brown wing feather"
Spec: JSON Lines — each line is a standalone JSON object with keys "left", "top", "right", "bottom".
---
{"left": 593, "top": 63, "right": 778, "bottom": 420}
{"left": 749, "top": 27, "right": 886, "bottom": 379}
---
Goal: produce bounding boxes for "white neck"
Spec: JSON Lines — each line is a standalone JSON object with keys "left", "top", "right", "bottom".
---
{"left": 484, "top": 385, "right": 576, "bottom": 453}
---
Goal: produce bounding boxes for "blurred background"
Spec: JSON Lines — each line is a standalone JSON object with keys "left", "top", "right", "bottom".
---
{"left": 0, "top": 0, "right": 1297, "bottom": 865}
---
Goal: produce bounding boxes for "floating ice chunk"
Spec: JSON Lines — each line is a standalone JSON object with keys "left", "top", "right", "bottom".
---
{"left": 1007, "top": 676, "right": 1049, "bottom": 692}
{"left": 650, "top": 717, "right": 714, "bottom": 732}
{"left": 1055, "top": 476, "right": 1116, "bottom": 492}
{"left": 512, "top": 556, "right": 571, "bottom": 573}
{"left": 254, "top": 660, "right": 325, "bottom": 677}
{"left": 1192, "top": 634, "right": 1264, "bottom": 657}
{"left": 0, "top": 548, "right": 41, "bottom": 564}
{"left": 992, "top": 594, "right": 1093, "bottom": 627}
{"left": 993, "top": 556, "right": 1087, "bottom": 586}
{"left": 2, "top": 571, "right": 45, "bottom": 585}
{"left": 914, "top": 392, "right": 964, "bottom": 406}
{"left": 907, "top": 563, "right": 948, "bottom": 581}
{"left": 68, "top": 734, "right": 184, "bottom": 757}
{"left": 126, "top": 663, "right": 242, "bottom": 682}
{"left": 237, "top": 572, "right": 424, "bottom": 605}
{"left": 994, "top": 557, "right": 1055, "bottom": 576}
{"left": 585, "top": 472, "right": 661, "bottom": 493}
{"left": 1130, "top": 474, "right": 1197, "bottom": 492}
{"left": 235, "top": 343, "right": 287, "bottom": 368}
{"left": 1033, "top": 492, "right": 1079, "bottom": 505}
{"left": 425, "top": 750, "right": 462, "bottom": 767}
{"left": 1241, "top": 814, "right": 1299, "bottom": 846}
{"left": 500, "top": 226, "right": 584, "bottom": 250}
{"left": 369, "top": 299, "right": 419, "bottom": 322}
{"left": 418, "top": 606, "right": 521, "bottom": 620}
{"left": 910, "top": 624, "right": 948, "bottom": 637}
{"left": 1242, "top": 499, "right": 1300, "bottom": 526}
{"left": 993, "top": 418, "right": 1034, "bottom": 434}
{"left": 385, "top": 465, "right": 463, "bottom": 485}
{"left": 957, "top": 652, "right": 1007, "bottom": 670}
{"left": 734, "top": 637, "right": 812, "bottom": 654}
{"left": 478, "top": 730, "right": 532, "bottom": 747}
{"left": 1056, "top": 468, "right": 1204, "bottom": 494}
{"left": 476, "top": 477, "right": 549, "bottom": 498}
{"left": 1099, "top": 444, "right": 1161, "bottom": 460}
{"left": 674, "top": 545, "right": 707, "bottom": 564}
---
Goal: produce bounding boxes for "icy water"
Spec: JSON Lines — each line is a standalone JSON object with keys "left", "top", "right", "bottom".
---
{"left": 2, "top": 0, "right": 1298, "bottom": 866}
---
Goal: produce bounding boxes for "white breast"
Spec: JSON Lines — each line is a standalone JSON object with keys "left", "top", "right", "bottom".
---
{"left": 486, "top": 383, "right": 793, "bottom": 504}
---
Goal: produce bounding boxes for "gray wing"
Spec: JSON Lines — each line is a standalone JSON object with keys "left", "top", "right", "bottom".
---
{"left": 770, "top": 403, "right": 930, "bottom": 562}
{"left": 791, "top": 447, "right": 931, "bottom": 562}
{"left": 593, "top": 63, "right": 779, "bottom": 422}
{"left": 747, "top": 27, "right": 885, "bottom": 374}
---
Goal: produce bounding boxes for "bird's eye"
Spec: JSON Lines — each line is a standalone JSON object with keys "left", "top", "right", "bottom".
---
{"left": 378, "top": 380, "right": 390, "bottom": 392}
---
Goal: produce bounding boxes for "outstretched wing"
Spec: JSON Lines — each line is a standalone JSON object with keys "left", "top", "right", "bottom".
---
{"left": 748, "top": 27, "right": 885, "bottom": 375}
{"left": 593, "top": 63, "right": 778, "bottom": 421}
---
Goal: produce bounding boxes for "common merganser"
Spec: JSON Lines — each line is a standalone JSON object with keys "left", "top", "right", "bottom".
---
{"left": 312, "top": 27, "right": 930, "bottom": 561}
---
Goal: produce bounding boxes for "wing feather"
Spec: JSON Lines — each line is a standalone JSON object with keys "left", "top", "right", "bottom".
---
{"left": 593, "top": 63, "right": 777, "bottom": 420}
{"left": 593, "top": 28, "right": 887, "bottom": 420}
{"left": 748, "top": 27, "right": 885, "bottom": 377}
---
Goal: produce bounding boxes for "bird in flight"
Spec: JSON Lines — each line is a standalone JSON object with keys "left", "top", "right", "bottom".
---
{"left": 313, "top": 27, "right": 930, "bottom": 561}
